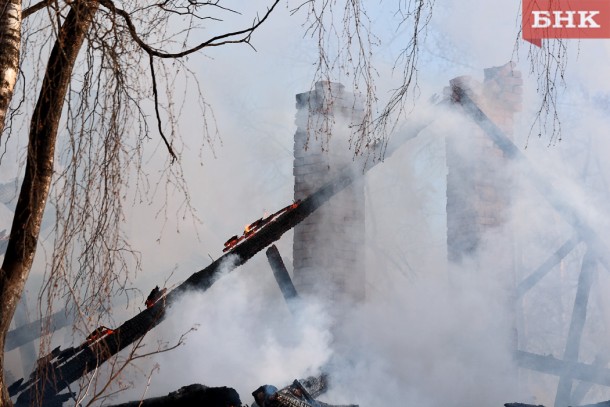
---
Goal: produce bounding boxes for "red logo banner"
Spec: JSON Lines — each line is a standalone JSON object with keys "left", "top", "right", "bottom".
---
{"left": 522, "top": 0, "right": 610, "bottom": 46}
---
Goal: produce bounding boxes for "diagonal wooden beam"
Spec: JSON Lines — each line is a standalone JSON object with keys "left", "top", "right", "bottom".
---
{"left": 454, "top": 88, "right": 610, "bottom": 274}
{"left": 5, "top": 309, "right": 71, "bottom": 352}
{"left": 555, "top": 249, "right": 597, "bottom": 407}
{"left": 515, "top": 351, "right": 610, "bottom": 387}
{"left": 266, "top": 245, "right": 299, "bottom": 313}
{"left": 515, "top": 235, "right": 581, "bottom": 299}
{"left": 13, "top": 107, "right": 437, "bottom": 405}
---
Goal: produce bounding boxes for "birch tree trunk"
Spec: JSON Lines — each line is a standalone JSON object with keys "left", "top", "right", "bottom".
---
{"left": 0, "top": 2, "right": 98, "bottom": 405}
{"left": 0, "top": 0, "right": 21, "bottom": 139}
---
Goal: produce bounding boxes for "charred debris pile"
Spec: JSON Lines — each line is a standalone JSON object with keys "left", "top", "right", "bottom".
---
{"left": 109, "top": 375, "right": 357, "bottom": 407}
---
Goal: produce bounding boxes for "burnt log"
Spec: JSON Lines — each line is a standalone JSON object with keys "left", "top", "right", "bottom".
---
{"left": 266, "top": 245, "right": 299, "bottom": 311}
{"left": 12, "top": 108, "right": 435, "bottom": 405}
{"left": 5, "top": 309, "right": 71, "bottom": 352}
{"left": 107, "top": 384, "right": 240, "bottom": 407}
{"left": 577, "top": 401, "right": 610, "bottom": 407}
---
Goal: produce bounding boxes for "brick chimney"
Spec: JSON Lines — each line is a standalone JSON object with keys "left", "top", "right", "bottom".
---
{"left": 292, "top": 81, "right": 366, "bottom": 309}
{"left": 445, "top": 62, "right": 523, "bottom": 263}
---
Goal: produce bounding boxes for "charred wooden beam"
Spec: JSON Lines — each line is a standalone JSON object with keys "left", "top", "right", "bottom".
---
{"left": 107, "top": 384, "right": 240, "bottom": 407}
{"left": 298, "top": 374, "right": 328, "bottom": 399}
{"left": 266, "top": 245, "right": 299, "bottom": 309}
{"left": 453, "top": 88, "right": 610, "bottom": 274}
{"left": 515, "top": 351, "right": 610, "bottom": 387}
{"left": 578, "top": 401, "right": 610, "bottom": 407}
{"left": 5, "top": 309, "right": 71, "bottom": 352}
{"left": 515, "top": 235, "right": 581, "bottom": 299}
{"left": 555, "top": 249, "right": 597, "bottom": 407}
{"left": 12, "top": 109, "right": 435, "bottom": 405}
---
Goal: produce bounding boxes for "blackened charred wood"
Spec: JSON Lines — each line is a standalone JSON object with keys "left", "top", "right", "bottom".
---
{"left": 577, "top": 401, "right": 610, "bottom": 407}
{"left": 6, "top": 309, "right": 71, "bottom": 351}
{"left": 175, "top": 111, "right": 433, "bottom": 295}
{"left": 107, "top": 384, "right": 240, "bottom": 407}
{"left": 253, "top": 380, "right": 357, "bottom": 407}
{"left": 266, "top": 245, "right": 299, "bottom": 306}
{"left": 299, "top": 374, "right": 328, "bottom": 399}
{"left": 252, "top": 375, "right": 328, "bottom": 407}
{"left": 15, "top": 304, "right": 165, "bottom": 406}
{"left": 13, "top": 110, "right": 435, "bottom": 403}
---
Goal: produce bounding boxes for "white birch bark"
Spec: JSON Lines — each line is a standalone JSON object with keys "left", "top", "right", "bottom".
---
{"left": 0, "top": 0, "right": 20, "bottom": 139}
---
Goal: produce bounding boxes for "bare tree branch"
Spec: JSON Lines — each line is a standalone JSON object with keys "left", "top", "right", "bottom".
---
{"left": 22, "top": 0, "right": 51, "bottom": 19}
{"left": 149, "top": 54, "right": 177, "bottom": 161}
{"left": 99, "top": 0, "right": 280, "bottom": 58}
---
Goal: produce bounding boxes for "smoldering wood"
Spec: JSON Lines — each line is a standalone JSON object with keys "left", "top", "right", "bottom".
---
{"left": 107, "top": 384, "right": 241, "bottom": 407}
{"left": 577, "top": 401, "right": 610, "bottom": 407}
{"left": 266, "top": 244, "right": 299, "bottom": 306}
{"left": 12, "top": 109, "right": 435, "bottom": 405}
{"left": 106, "top": 375, "right": 344, "bottom": 407}
{"left": 298, "top": 374, "right": 328, "bottom": 399}
{"left": 5, "top": 309, "right": 71, "bottom": 352}
{"left": 515, "top": 235, "right": 581, "bottom": 299}
{"left": 253, "top": 379, "right": 357, "bottom": 407}
{"left": 555, "top": 249, "right": 597, "bottom": 407}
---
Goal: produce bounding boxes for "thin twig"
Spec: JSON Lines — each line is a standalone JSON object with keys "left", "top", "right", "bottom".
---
{"left": 149, "top": 54, "right": 177, "bottom": 162}
{"left": 99, "top": 0, "right": 280, "bottom": 58}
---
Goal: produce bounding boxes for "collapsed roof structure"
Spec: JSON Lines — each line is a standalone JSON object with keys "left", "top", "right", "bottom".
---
{"left": 7, "top": 62, "right": 610, "bottom": 407}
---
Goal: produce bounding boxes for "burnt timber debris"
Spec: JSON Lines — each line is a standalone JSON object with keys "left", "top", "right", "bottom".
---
{"left": 105, "top": 375, "right": 346, "bottom": 407}
{"left": 266, "top": 244, "right": 299, "bottom": 311}
{"left": 107, "top": 384, "right": 241, "bottom": 407}
{"left": 145, "top": 286, "right": 168, "bottom": 309}
{"left": 223, "top": 201, "right": 301, "bottom": 253}
{"left": 5, "top": 308, "right": 71, "bottom": 352}
{"left": 252, "top": 379, "right": 357, "bottom": 407}
{"left": 9, "top": 106, "right": 432, "bottom": 406}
